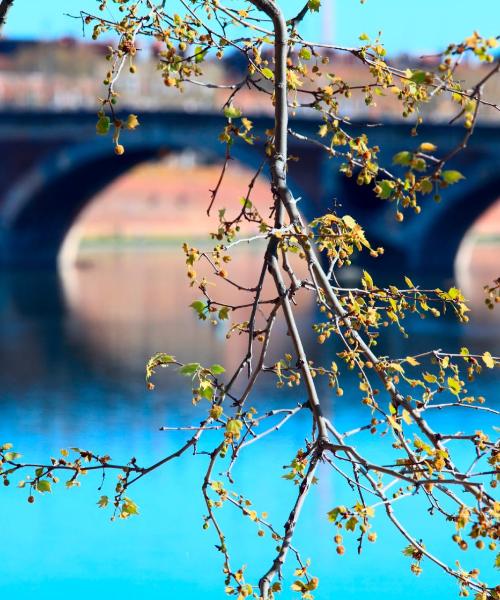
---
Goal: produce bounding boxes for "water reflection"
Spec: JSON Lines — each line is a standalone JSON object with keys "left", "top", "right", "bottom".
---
{"left": 0, "top": 247, "right": 498, "bottom": 600}
{"left": 62, "top": 247, "right": 499, "bottom": 371}
{"left": 60, "top": 247, "right": 315, "bottom": 380}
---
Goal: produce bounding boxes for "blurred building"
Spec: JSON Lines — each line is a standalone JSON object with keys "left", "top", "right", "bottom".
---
{"left": 0, "top": 38, "right": 498, "bottom": 122}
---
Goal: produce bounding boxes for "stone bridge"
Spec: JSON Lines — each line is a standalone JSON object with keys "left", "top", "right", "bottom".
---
{"left": 0, "top": 110, "right": 499, "bottom": 275}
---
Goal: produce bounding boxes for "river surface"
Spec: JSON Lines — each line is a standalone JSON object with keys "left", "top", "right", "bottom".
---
{"left": 0, "top": 248, "right": 498, "bottom": 600}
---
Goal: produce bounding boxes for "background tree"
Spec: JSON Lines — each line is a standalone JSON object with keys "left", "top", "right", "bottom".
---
{"left": 0, "top": 0, "right": 15, "bottom": 32}
{"left": 1, "top": 1, "right": 499, "bottom": 599}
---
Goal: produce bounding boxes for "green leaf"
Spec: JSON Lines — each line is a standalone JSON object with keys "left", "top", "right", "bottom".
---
{"left": 441, "top": 170, "right": 465, "bottom": 184}
{"left": 156, "top": 353, "right": 174, "bottom": 364}
{"left": 3, "top": 451, "right": 22, "bottom": 461}
{"left": 299, "top": 47, "right": 312, "bottom": 61}
{"left": 376, "top": 179, "right": 395, "bottom": 200}
{"left": 327, "top": 508, "right": 340, "bottom": 522}
{"left": 419, "top": 178, "right": 433, "bottom": 194}
{"left": 96, "top": 115, "right": 111, "bottom": 135}
{"left": 121, "top": 497, "right": 139, "bottom": 517}
{"left": 200, "top": 383, "right": 214, "bottom": 400}
{"left": 392, "top": 151, "right": 412, "bottom": 166}
{"left": 97, "top": 495, "right": 109, "bottom": 508}
{"left": 359, "top": 33, "right": 369, "bottom": 41}
{"left": 413, "top": 158, "right": 427, "bottom": 172}
{"left": 261, "top": 67, "right": 274, "bottom": 80}
{"left": 218, "top": 306, "right": 230, "bottom": 320}
{"left": 209, "top": 364, "right": 226, "bottom": 375}
{"left": 190, "top": 300, "right": 207, "bottom": 319}
{"left": 194, "top": 46, "right": 207, "bottom": 63}
{"left": 223, "top": 105, "right": 242, "bottom": 119}
{"left": 190, "top": 300, "right": 205, "bottom": 312}
{"left": 179, "top": 363, "right": 201, "bottom": 376}
{"left": 145, "top": 353, "right": 176, "bottom": 385}
{"left": 36, "top": 480, "right": 52, "bottom": 493}
{"left": 409, "top": 70, "right": 428, "bottom": 84}
{"left": 307, "top": 0, "right": 321, "bottom": 11}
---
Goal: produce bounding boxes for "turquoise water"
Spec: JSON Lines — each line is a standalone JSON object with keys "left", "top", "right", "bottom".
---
{"left": 0, "top": 254, "right": 498, "bottom": 599}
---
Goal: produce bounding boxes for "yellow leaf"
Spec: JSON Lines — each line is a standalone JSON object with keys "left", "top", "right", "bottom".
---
{"left": 387, "top": 415, "right": 402, "bottom": 432}
{"left": 362, "top": 270, "right": 374, "bottom": 290}
{"left": 287, "top": 70, "right": 303, "bottom": 89}
{"left": 234, "top": 569, "right": 244, "bottom": 582}
{"left": 447, "top": 377, "right": 461, "bottom": 396}
{"left": 318, "top": 124, "right": 328, "bottom": 137}
{"left": 291, "top": 582, "right": 306, "bottom": 592}
{"left": 482, "top": 351, "right": 495, "bottom": 369}
{"left": 342, "top": 215, "right": 357, "bottom": 229}
{"left": 261, "top": 67, "right": 274, "bottom": 80}
{"left": 241, "top": 117, "right": 253, "bottom": 131}
{"left": 418, "top": 142, "right": 437, "bottom": 152}
{"left": 226, "top": 419, "right": 243, "bottom": 439}
{"left": 209, "top": 405, "right": 223, "bottom": 420}
{"left": 434, "top": 456, "right": 446, "bottom": 471}
{"left": 456, "top": 505, "right": 470, "bottom": 530}
{"left": 405, "top": 356, "right": 420, "bottom": 366}
{"left": 125, "top": 114, "right": 140, "bottom": 130}
{"left": 402, "top": 409, "right": 413, "bottom": 425}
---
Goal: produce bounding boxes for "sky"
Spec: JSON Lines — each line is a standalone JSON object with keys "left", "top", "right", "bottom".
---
{"left": 3, "top": 0, "right": 500, "bottom": 55}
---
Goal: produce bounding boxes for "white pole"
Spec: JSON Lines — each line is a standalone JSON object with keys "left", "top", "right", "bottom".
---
{"left": 321, "top": 0, "right": 334, "bottom": 44}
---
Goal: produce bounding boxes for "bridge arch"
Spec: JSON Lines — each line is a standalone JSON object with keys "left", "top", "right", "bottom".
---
{"left": 417, "top": 172, "right": 500, "bottom": 276}
{"left": 0, "top": 134, "right": 297, "bottom": 267}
